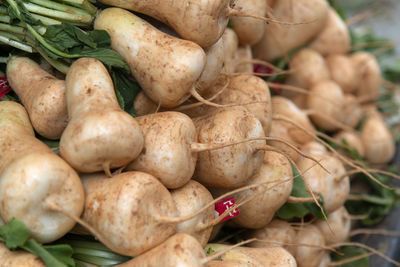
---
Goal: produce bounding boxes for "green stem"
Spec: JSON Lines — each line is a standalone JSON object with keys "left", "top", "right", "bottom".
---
{"left": 36, "top": 46, "right": 70, "bottom": 73}
{"left": 0, "top": 15, "right": 10, "bottom": 24}
{"left": 59, "top": 0, "right": 84, "bottom": 6}
{"left": 80, "top": 0, "right": 96, "bottom": 15}
{"left": 31, "top": 13, "right": 62, "bottom": 25}
{"left": 0, "top": 34, "right": 33, "bottom": 52}
{"left": 23, "top": 2, "right": 92, "bottom": 24}
{"left": 0, "top": 22, "right": 26, "bottom": 35}
{"left": 0, "top": 30, "right": 25, "bottom": 41}
{"left": 0, "top": 7, "right": 7, "bottom": 14}
{"left": 29, "top": 0, "right": 92, "bottom": 16}
{"left": 0, "top": 57, "right": 8, "bottom": 64}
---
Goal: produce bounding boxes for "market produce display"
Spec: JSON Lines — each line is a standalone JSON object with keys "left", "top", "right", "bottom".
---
{"left": 1, "top": 0, "right": 400, "bottom": 266}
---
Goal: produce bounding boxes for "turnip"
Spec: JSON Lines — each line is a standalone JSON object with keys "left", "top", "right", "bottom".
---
{"left": 248, "top": 219, "right": 297, "bottom": 255}
{"left": 170, "top": 180, "right": 214, "bottom": 247}
{"left": 308, "top": 8, "right": 351, "bottom": 56}
{"left": 234, "top": 46, "right": 253, "bottom": 74}
{"left": 115, "top": 233, "right": 206, "bottom": 267}
{"left": 230, "top": 0, "right": 267, "bottom": 45}
{"left": 6, "top": 56, "right": 68, "bottom": 139}
{"left": 340, "top": 94, "right": 363, "bottom": 128}
{"left": 222, "top": 28, "right": 239, "bottom": 74}
{"left": 351, "top": 52, "right": 382, "bottom": 101}
{"left": 296, "top": 153, "right": 350, "bottom": 213}
{"left": 193, "top": 106, "right": 265, "bottom": 188}
{"left": 253, "top": 0, "right": 329, "bottom": 61}
{"left": 294, "top": 224, "right": 326, "bottom": 267}
{"left": 333, "top": 131, "right": 365, "bottom": 158}
{"left": 360, "top": 111, "right": 395, "bottom": 164}
{"left": 325, "top": 54, "right": 357, "bottom": 94}
{"left": 306, "top": 80, "right": 345, "bottom": 132}
{"left": 285, "top": 49, "right": 330, "bottom": 93}
{"left": 315, "top": 206, "right": 351, "bottom": 245}
{"left": 0, "top": 243, "right": 45, "bottom": 267}
{"left": 94, "top": 8, "right": 206, "bottom": 108}
{"left": 80, "top": 171, "right": 178, "bottom": 256}
{"left": 133, "top": 91, "right": 158, "bottom": 117}
{"left": 59, "top": 57, "right": 144, "bottom": 175}
{"left": 229, "top": 151, "right": 293, "bottom": 229}
{"left": 0, "top": 101, "right": 84, "bottom": 243}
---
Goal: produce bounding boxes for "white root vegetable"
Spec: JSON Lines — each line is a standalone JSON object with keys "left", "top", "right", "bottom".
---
{"left": 133, "top": 91, "right": 159, "bottom": 117}
{"left": 252, "top": 0, "right": 329, "bottom": 61}
{"left": 333, "top": 131, "right": 365, "bottom": 158}
{"left": 285, "top": 48, "right": 330, "bottom": 94}
{"left": 94, "top": 8, "right": 206, "bottom": 108}
{"left": 234, "top": 45, "right": 253, "bottom": 74}
{"left": 0, "top": 101, "right": 84, "bottom": 243}
{"left": 308, "top": 8, "right": 351, "bottom": 55}
{"left": 115, "top": 233, "right": 206, "bottom": 267}
{"left": 6, "top": 56, "right": 68, "bottom": 139}
{"left": 81, "top": 171, "right": 178, "bottom": 256}
{"left": 59, "top": 58, "right": 144, "bottom": 175}
{"left": 126, "top": 111, "right": 198, "bottom": 189}
{"left": 222, "top": 28, "right": 240, "bottom": 74}
{"left": 230, "top": 0, "right": 267, "bottom": 45}
{"left": 351, "top": 52, "right": 382, "bottom": 101}
{"left": 325, "top": 54, "right": 357, "bottom": 94}
{"left": 230, "top": 151, "right": 293, "bottom": 229}
{"left": 340, "top": 94, "right": 363, "bottom": 128}
{"left": 315, "top": 206, "right": 351, "bottom": 245}
{"left": 296, "top": 154, "right": 350, "bottom": 213}
{"left": 193, "top": 106, "right": 265, "bottom": 188}
{"left": 294, "top": 224, "right": 326, "bottom": 267}
{"left": 170, "top": 180, "right": 214, "bottom": 246}
{"left": 307, "top": 80, "right": 345, "bottom": 132}
{"left": 248, "top": 219, "right": 297, "bottom": 255}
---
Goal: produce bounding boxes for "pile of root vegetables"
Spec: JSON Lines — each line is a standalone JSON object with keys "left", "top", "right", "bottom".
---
{"left": 1, "top": 0, "right": 400, "bottom": 266}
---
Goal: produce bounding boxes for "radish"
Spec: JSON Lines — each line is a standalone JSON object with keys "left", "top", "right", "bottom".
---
{"left": 326, "top": 54, "right": 357, "bottom": 94}
{"left": 294, "top": 224, "right": 326, "bottom": 267}
{"left": 133, "top": 91, "right": 159, "bottom": 117}
{"left": 340, "top": 94, "right": 363, "bottom": 128}
{"left": 59, "top": 57, "right": 144, "bottom": 175}
{"left": 315, "top": 206, "right": 351, "bottom": 245}
{"left": 334, "top": 131, "right": 365, "bottom": 158}
{"left": 222, "top": 28, "right": 239, "bottom": 74}
{"left": 0, "top": 101, "right": 84, "bottom": 243}
{"left": 94, "top": 8, "right": 206, "bottom": 108}
{"left": 6, "top": 56, "right": 68, "bottom": 139}
{"left": 234, "top": 46, "right": 253, "bottom": 74}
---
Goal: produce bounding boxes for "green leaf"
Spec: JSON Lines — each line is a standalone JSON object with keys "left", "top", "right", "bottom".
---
{"left": 80, "top": 48, "right": 130, "bottom": 73}
{"left": 88, "top": 30, "right": 111, "bottom": 48}
{"left": 276, "top": 163, "right": 327, "bottom": 220}
{"left": 331, "top": 247, "right": 369, "bottom": 267}
{"left": 23, "top": 239, "right": 72, "bottom": 267}
{"left": 111, "top": 70, "right": 140, "bottom": 116}
{"left": 0, "top": 218, "right": 30, "bottom": 249}
{"left": 44, "top": 244, "right": 76, "bottom": 267}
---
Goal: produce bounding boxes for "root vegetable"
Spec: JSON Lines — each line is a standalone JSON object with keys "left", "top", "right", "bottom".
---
{"left": 326, "top": 54, "right": 357, "bottom": 94}
{"left": 170, "top": 180, "right": 214, "bottom": 246}
{"left": 133, "top": 91, "right": 158, "bottom": 117}
{"left": 59, "top": 57, "right": 144, "bottom": 175}
{"left": 296, "top": 154, "right": 350, "bottom": 213}
{"left": 81, "top": 171, "right": 178, "bottom": 256}
{"left": 126, "top": 111, "right": 197, "bottom": 189}
{"left": 234, "top": 46, "right": 253, "bottom": 74}
{"left": 308, "top": 8, "right": 351, "bottom": 55}
{"left": 252, "top": 0, "right": 329, "bottom": 61}
{"left": 340, "top": 94, "right": 362, "bottom": 128}
{"left": 6, "top": 56, "right": 68, "bottom": 139}
{"left": 285, "top": 48, "right": 330, "bottom": 93}
{"left": 230, "top": 151, "right": 293, "bottom": 229}
{"left": 222, "top": 28, "right": 240, "bottom": 74}
{"left": 248, "top": 219, "right": 297, "bottom": 255}
{"left": 0, "top": 101, "right": 84, "bottom": 243}
{"left": 360, "top": 112, "right": 395, "bottom": 164}
{"left": 193, "top": 106, "right": 265, "bottom": 188}
{"left": 351, "top": 52, "right": 382, "bottom": 101}
{"left": 94, "top": 8, "right": 207, "bottom": 108}
{"left": 230, "top": 0, "right": 267, "bottom": 45}
{"left": 334, "top": 131, "right": 365, "bottom": 158}
{"left": 294, "top": 224, "right": 326, "bottom": 267}
{"left": 115, "top": 233, "right": 206, "bottom": 267}
{"left": 315, "top": 206, "right": 351, "bottom": 245}
{"left": 307, "top": 80, "right": 345, "bottom": 132}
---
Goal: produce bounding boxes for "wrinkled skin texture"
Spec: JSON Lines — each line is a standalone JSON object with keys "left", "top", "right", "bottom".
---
{"left": 60, "top": 58, "right": 144, "bottom": 173}
{"left": 127, "top": 112, "right": 197, "bottom": 189}
{"left": 0, "top": 101, "right": 84, "bottom": 243}
{"left": 194, "top": 107, "right": 265, "bottom": 188}
{"left": 115, "top": 233, "right": 206, "bottom": 267}
{"left": 81, "top": 172, "right": 178, "bottom": 256}
{"left": 6, "top": 57, "right": 67, "bottom": 139}
{"left": 95, "top": 8, "right": 206, "bottom": 108}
